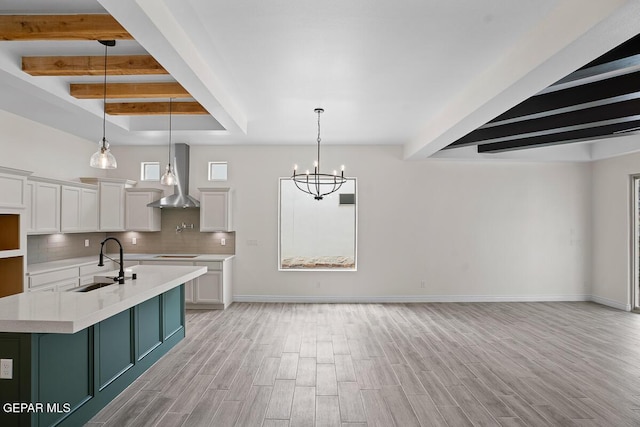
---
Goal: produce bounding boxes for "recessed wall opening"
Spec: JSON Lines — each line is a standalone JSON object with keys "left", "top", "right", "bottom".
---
{"left": 0, "top": 256, "right": 23, "bottom": 298}
{"left": 0, "top": 214, "right": 19, "bottom": 251}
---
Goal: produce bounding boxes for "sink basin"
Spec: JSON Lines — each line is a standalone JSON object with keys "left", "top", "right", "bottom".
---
{"left": 154, "top": 255, "right": 198, "bottom": 259}
{"left": 73, "top": 282, "right": 117, "bottom": 292}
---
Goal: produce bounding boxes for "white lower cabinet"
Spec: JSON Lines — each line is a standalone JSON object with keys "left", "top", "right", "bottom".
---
{"left": 28, "top": 261, "right": 115, "bottom": 292}
{"left": 28, "top": 268, "right": 78, "bottom": 292}
{"left": 193, "top": 270, "right": 222, "bottom": 304}
{"left": 139, "top": 258, "right": 232, "bottom": 309}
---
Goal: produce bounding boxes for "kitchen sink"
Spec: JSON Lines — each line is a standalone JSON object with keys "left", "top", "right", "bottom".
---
{"left": 154, "top": 255, "right": 198, "bottom": 259}
{"left": 73, "top": 282, "right": 117, "bottom": 292}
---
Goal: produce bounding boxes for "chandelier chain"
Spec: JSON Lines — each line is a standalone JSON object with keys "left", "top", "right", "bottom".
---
{"left": 317, "top": 109, "right": 321, "bottom": 186}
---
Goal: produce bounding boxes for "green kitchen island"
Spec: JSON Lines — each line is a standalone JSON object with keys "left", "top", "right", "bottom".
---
{"left": 0, "top": 264, "right": 206, "bottom": 427}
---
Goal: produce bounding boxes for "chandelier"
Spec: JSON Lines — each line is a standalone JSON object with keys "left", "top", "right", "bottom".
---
{"left": 292, "top": 108, "right": 346, "bottom": 200}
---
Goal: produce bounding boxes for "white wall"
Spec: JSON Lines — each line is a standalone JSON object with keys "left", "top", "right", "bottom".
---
{"left": 591, "top": 150, "right": 640, "bottom": 310}
{"left": 109, "top": 143, "right": 591, "bottom": 301}
{"left": 0, "top": 110, "right": 104, "bottom": 180}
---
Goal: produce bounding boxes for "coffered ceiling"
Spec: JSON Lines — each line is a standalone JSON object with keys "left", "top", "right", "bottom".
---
{"left": 1, "top": 0, "right": 640, "bottom": 161}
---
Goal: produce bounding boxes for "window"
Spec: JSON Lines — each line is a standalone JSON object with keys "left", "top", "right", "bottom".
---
{"left": 141, "top": 162, "right": 160, "bottom": 181}
{"left": 208, "top": 162, "right": 228, "bottom": 181}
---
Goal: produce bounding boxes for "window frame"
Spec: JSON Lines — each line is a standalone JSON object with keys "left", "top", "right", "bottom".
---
{"left": 140, "top": 161, "right": 161, "bottom": 182}
{"left": 208, "top": 161, "right": 228, "bottom": 182}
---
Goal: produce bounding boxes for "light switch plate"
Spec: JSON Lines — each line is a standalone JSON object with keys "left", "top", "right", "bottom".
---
{"left": 221, "top": 238, "right": 226, "bottom": 246}
{"left": 1, "top": 359, "right": 13, "bottom": 379}
{"left": 84, "top": 239, "right": 90, "bottom": 247}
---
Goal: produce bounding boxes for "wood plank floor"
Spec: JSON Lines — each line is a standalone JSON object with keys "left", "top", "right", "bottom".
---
{"left": 86, "top": 302, "right": 640, "bottom": 426}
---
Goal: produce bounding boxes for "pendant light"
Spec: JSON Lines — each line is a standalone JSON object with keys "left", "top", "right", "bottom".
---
{"left": 291, "top": 108, "right": 346, "bottom": 200}
{"left": 90, "top": 40, "right": 117, "bottom": 169}
{"left": 160, "top": 98, "right": 177, "bottom": 186}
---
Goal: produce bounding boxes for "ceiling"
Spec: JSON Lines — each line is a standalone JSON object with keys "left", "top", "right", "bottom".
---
{"left": 2, "top": 0, "right": 640, "bottom": 161}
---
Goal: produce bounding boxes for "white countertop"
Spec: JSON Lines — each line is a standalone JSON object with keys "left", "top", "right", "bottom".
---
{"left": 124, "top": 254, "right": 234, "bottom": 262}
{"left": 27, "top": 253, "right": 234, "bottom": 275}
{"left": 0, "top": 265, "right": 206, "bottom": 334}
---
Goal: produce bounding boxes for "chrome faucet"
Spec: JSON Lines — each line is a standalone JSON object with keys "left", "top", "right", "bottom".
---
{"left": 98, "top": 237, "right": 125, "bottom": 284}
{"left": 176, "top": 222, "right": 194, "bottom": 233}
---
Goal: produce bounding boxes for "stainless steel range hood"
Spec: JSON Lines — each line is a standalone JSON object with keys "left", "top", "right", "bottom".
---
{"left": 147, "top": 143, "right": 200, "bottom": 208}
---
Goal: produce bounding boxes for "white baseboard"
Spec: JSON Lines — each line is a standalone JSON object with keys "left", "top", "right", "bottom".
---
{"left": 589, "top": 295, "right": 631, "bottom": 311}
{"left": 233, "top": 294, "right": 592, "bottom": 304}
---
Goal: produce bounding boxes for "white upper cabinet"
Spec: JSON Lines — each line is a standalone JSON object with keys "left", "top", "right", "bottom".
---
{"left": 61, "top": 184, "right": 98, "bottom": 233}
{"left": 0, "top": 166, "right": 30, "bottom": 209}
{"left": 99, "top": 181, "right": 126, "bottom": 231}
{"left": 24, "top": 181, "right": 35, "bottom": 233}
{"left": 27, "top": 178, "right": 60, "bottom": 235}
{"left": 60, "top": 185, "right": 81, "bottom": 232}
{"left": 80, "top": 178, "right": 136, "bottom": 232}
{"left": 199, "top": 188, "right": 233, "bottom": 232}
{"left": 80, "top": 187, "right": 99, "bottom": 231}
{"left": 125, "top": 188, "right": 162, "bottom": 231}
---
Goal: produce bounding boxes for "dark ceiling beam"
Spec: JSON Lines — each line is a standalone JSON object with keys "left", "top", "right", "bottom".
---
{"left": 541, "top": 53, "right": 640, "bottom": 94}
{"left": 0, "top": 14, "right": 133, "bottom": 41}
{"left": 580, "top": 33, "right": 640, "bottom": 69}
{"left": 485, "top": 71, "right": 640, "bottom": 126}
{"left": 450, "top": 97, "right": 640, "bottom": 147}
{"left": 477, "top": 116, "right": 640, "bottom": 153}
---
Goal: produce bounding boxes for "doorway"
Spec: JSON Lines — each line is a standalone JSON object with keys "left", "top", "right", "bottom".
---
{"left": 632, "top": 176, "right": 640, "bottom": 311}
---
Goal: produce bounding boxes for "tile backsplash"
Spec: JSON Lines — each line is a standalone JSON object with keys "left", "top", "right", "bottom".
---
{"left": 27, "top": 210, "right": 235, "bottom": 265}
{"left": 27, "top": 232, "right": 107, "bottom": 264}
{"left": 108, "top": 209, "right": 235, "bottom": 255}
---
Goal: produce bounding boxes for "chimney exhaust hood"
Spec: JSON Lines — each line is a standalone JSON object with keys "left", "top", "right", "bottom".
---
{"left": 147, "top": 143, "right": 200, "bottom": 208}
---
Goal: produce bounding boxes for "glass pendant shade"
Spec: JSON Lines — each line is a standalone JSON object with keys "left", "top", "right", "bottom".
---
{"left": 89, "top": 138, "right": 117, "bottom": 169}
{"left": 160, "top": 164, "right": 176, "bottom": 186}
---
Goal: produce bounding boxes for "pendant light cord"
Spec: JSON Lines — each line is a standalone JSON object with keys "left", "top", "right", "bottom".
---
{"left": 102, "top": 42, "right": 108, "bottom": 147}
{"left": 168, "top": 98, "right": 173, "bottom": 165}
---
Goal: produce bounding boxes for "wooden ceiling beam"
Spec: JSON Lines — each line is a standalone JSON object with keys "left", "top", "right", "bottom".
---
{"left": 0, "top": 15, "right": 133, "bottom": 41}
{"left": 22, "top": 55, "right": 168, "bottom": 76}
{"left": 70, "top": 82, "right": 190, "bottom": 99}
{"left": 105, "top": 102, "right": 208, "bottom": 115}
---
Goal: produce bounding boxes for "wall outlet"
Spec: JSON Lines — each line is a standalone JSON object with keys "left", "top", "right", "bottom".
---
{"left": 132, "top": 237, "right": 137, "bottom": 245}
{"left": 420, "top": 280, "right": 426, "bottom": 288}
{"left": 84, "top": 239, "right": 89, "bottom": 247}
{"left": 1, "top": 359, "right": 13, "bottom": 379}
{"left": 221, "top": 238, "right": 226, "bottom": 246}
{"left": 316, "top": 281, "right": 321, "bottom": 288}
